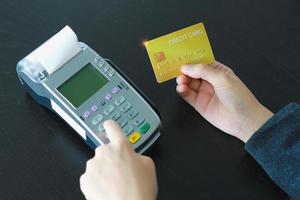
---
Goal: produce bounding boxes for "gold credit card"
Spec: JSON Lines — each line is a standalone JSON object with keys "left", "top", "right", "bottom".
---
{"left": 144, "top": 22, "right": 215, "bottom": 83}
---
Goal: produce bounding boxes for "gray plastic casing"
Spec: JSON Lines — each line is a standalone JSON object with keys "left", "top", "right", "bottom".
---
{"left": 16, "top": 42, "right": 161, "bottom": 153}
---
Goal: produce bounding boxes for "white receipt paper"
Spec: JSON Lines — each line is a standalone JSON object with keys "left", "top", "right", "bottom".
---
{"left": 26, "top": 26, "right": 81, "bottom": 75}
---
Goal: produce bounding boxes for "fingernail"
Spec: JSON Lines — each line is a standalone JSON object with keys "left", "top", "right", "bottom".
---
{"left": 181, "top": 65, "right": 190, "bottom": 72}
{"left": 103, "top": 119, "right": 113, "bottom": 126}
{"left": 176, "top": 85, "right": 181, "bottom": 93}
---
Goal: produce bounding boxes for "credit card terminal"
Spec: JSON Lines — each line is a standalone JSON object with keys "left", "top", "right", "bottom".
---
{"left": 16, "top": 26, "right": 161, "bottom": 153}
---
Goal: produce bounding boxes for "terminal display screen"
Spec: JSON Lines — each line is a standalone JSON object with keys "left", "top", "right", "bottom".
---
{"left": 58, "top": 63, "right": 108, "bottom": 108}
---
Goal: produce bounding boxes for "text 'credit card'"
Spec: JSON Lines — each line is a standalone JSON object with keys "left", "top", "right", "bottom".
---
{"left": 145, "top": 22, "right": 215, "bottom": 83}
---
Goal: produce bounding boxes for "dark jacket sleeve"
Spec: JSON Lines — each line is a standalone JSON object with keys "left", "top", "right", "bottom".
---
{"left": 245, "top": 103, "right": 300, "bottom": 199}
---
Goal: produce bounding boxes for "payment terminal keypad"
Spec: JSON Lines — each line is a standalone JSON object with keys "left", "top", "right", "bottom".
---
{"left": 79, "top": 60, "right": 153, "bottom": 145}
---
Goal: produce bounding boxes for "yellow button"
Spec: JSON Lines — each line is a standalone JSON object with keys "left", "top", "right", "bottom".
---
{"left": 129, "top": 132, "right": 141, "bottom": 144}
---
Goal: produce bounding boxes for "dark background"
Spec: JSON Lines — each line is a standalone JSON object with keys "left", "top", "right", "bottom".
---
{"left": 0, "top": 0, "right": 299, "bottom": 199}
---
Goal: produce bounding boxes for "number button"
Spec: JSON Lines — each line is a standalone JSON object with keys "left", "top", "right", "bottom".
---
{"left": 92, "top": 114, "right": 103, "bottom": 125}
{"left": 133, "top": 117, "right": 145, "bottom": 127}
{"left": 124, "top": 125, "right": 134, "bottom": 136}
{"left": 120, "top": 102, "right": 132, "bottom": 113}
{"left": 115, "top": 96, "right": 125, "bottom": 106}
{"left": 128, "top": 110, "right": 138, "bottom": 120}
{"left": 118, "top": 119, "right": 128, "bottom": 128}
{"left": 104, "top": 105, "right": 115, "bottom": 115}
{"left": 111, "top": 112, "right": 121, "bottom": 121}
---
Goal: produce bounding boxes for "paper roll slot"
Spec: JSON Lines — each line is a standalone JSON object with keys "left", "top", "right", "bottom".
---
{"left": 26, "top": 26, "right": 81, "bottom": 75}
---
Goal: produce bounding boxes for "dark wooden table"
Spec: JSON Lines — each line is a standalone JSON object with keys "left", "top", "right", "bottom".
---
{"left": 1, "top": 0, "right": 299, "bottom": 199}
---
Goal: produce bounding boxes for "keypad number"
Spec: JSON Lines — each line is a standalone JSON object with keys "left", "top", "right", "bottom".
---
{"left": 133, "top": 117, "right": 145, "bottom": 127}
{"left": 115, "top": 96, "right": 125, "bottom": 106}
{"left": 104, "top": 105, "right": 115, "bottom": 115}
{"left": 120, "top": 102, "right": 132, "bottom": 113}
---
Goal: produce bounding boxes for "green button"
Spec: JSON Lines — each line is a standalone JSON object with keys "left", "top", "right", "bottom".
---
{"left": 140, "top": 123, "right": 150, "bottom": 134}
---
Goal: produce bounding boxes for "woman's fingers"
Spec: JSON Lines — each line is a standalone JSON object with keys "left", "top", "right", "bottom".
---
{"left": 103, "top": 120, "right": 127, "bottom": 144}
{"left": 176, "top": 84, "right": 197, "bottom": 107}
{"left": 181, "top": 62, "right": 228, "bottom": 87}
{"left": 176, "top": 75, "right": 202, "bottom": 92}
